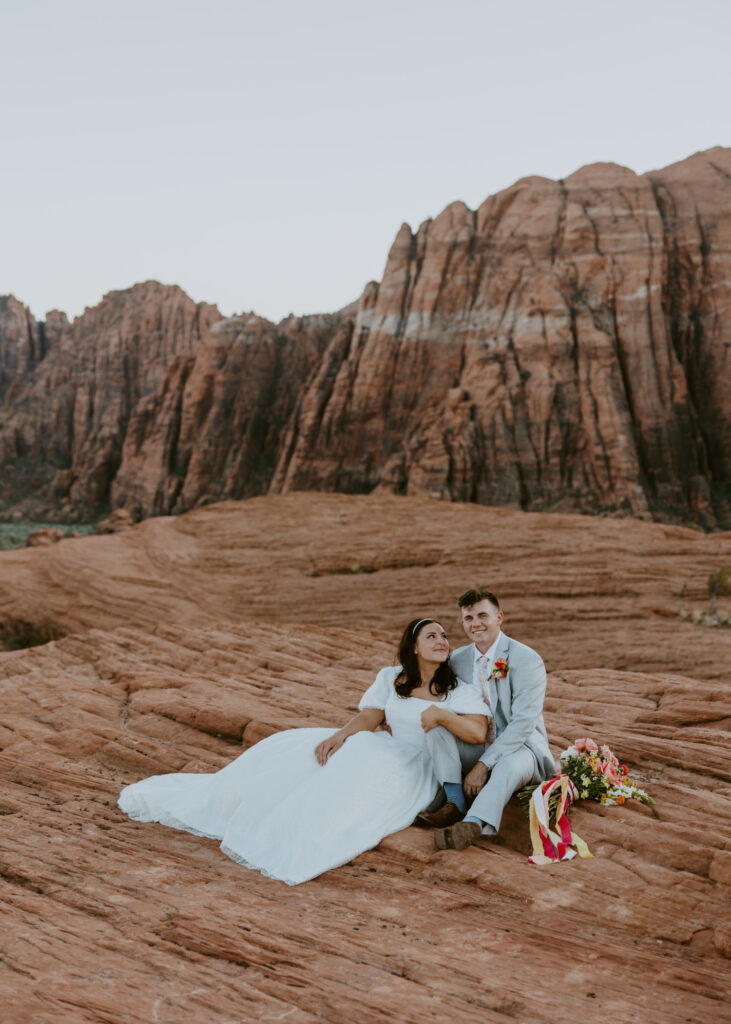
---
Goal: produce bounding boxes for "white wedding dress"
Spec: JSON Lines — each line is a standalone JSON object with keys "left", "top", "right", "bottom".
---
{"left": 118, "top": 666, "right": 488, "bottom": 885}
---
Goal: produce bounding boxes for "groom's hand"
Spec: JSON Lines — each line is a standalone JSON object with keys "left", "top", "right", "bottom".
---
{"left": 464, "top": 762, "right": 489, "bottom": 799}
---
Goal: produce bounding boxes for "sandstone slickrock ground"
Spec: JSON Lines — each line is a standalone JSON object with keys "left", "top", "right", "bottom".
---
{"left": 1, "top": 148, "right": 730, "bottom": 527}
{"left": 1, "top": 493, "right": 730, "bottom": 1023}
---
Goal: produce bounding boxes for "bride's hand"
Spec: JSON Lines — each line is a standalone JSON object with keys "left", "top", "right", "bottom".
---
{"left": 420, "top": 706, "right": 445, "bottom": 732}
{"left": 315, "top": 732, "right": 346, "bottom": 766}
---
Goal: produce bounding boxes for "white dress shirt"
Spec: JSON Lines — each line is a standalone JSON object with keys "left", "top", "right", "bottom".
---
{"left": 471, "top": 631, "right": 504, "bottom": 688}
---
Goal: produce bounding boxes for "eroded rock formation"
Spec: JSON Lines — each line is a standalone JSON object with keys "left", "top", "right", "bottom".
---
{"left": 111, "top": 312, "right": 345, "bottom": 518}
{"left": 0, "top": 295, "right": 61, "bottom": 402}
{"left": 274, "top": 149, "right": 731, "bottom": 529}
{"left": 0, "top": 282, "right": 221, "bottom": 516}
{"left": 1, "top": 148, "right": 730, "bottom": 526}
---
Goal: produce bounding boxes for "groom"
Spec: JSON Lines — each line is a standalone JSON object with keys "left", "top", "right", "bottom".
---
{"left": 419, "top": 587, "right": 555, "bottom": 850}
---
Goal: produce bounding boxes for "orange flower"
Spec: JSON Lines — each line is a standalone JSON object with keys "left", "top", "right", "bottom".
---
{"left": 491, "top": 658, "right": 509, "bottom": 679}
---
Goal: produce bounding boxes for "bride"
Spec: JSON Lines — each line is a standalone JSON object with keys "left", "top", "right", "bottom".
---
{"left": 118, "top": 617, "right": 489, "bottom": 884}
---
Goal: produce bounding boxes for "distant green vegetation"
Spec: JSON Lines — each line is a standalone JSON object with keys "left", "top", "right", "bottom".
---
{"left": 709, "top": 565, "right": 731, "bottom": 620}
{"left": 0, "top": 521, "right": 96, "bottom": 551}
{"left": 0, "top": 617, "right": 63, "bottom": 651}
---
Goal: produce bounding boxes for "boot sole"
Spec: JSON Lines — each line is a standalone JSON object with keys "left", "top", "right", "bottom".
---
{"left": 434, "top": 822, "right": 481, "bottom": 851}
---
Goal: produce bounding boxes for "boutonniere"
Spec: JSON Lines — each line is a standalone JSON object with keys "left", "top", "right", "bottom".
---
{"left": 489, "top": 658, "right": 509, "bottom": 681}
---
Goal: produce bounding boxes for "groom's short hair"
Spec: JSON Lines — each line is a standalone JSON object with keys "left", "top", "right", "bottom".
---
{"left": 458, "top": 587, "right": 500, "bottom": 610}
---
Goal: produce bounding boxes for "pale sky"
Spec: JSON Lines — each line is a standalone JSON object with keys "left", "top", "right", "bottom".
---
{"left": 2, "top": 0, "right": 729, "bottom": 323}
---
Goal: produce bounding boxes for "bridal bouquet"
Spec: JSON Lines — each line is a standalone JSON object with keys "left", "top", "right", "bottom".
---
{"left": 559, "top": 738, "right": 653, "bottom": 806}
{"left": 519, "top": 736, "right": 654, "bottom": 813}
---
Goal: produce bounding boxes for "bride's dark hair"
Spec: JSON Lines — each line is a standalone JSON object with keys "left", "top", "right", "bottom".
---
{"left": 395, "top": 618, "right": 458, "bottom": 698}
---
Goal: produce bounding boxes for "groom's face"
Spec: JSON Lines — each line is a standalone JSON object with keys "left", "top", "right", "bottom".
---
{"left": 460, "top": 599, "right": 503, "bottom": 652}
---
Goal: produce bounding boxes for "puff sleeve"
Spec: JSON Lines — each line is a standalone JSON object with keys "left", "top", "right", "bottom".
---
{"left": 358, "top": 667, "right": 398, "bottom": 710}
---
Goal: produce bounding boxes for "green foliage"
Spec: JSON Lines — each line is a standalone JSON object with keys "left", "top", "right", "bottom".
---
{"left": 517, "top": 783, "right": 561, "bottom": 818}
{"left": 709, "top": 566, "right": 731, "bottom": 597}
{"left": 0, "top": 521, "right": 96, "bottom": 550}
{"left": 0, "top": 618, "right": 62, "bottom": 651}
{"left": 708, "top": 565, "right": 731, "bottom": 618}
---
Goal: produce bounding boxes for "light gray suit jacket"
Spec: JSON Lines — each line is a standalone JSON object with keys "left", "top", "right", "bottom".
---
{"left": 449, "top": 633, "right": 555, "bottom": 779}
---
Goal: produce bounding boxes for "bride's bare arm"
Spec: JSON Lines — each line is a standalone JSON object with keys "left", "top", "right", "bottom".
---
{"left": 315, "top": 707, "right": 386, "bottom": 765}
{"left": 420, "top": 707, "right": 488, "bottom": 745}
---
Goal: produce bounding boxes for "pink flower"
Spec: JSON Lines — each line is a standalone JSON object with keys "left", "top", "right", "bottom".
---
{"left": 601, "top": 744, "right": 618, "bottom": 765}
{"left": 602, "top": 762, "right": 620, "bottom": 785}
{"left": 574, "top": 737, "right": 598, "bottom": 753}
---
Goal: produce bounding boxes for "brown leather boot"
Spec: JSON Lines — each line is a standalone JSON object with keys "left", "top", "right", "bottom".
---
{"left": 415, "top": 802, "right": 463, "bottom": 829}
{"left": 434, "top": 821, "right": 483, "bottom": 851}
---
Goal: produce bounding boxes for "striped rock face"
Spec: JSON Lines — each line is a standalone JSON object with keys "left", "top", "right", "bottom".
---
{"left": 1, "top": 148, "right": 730, "bottom": 528}
{"left": 271, "top": 149, "right": 731, "bottom": 530}
{"left": 0, "top": 281, "right": 222, "bottom": 517}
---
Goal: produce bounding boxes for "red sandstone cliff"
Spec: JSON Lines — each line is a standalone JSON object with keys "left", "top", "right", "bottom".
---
{"left": 110, "top": 312, "right": 345, "bottom": 517}
{"left": 272, "top": 149, "right": 731, "bottom": 528}
{"left": 1, "top": 148, "right": 729, "bottom": 526}
{"left": 0, "top": 296, "right": 64, "bottom": 403}
{"left": 0, "top": 282, "right": 221, "bottom": 516}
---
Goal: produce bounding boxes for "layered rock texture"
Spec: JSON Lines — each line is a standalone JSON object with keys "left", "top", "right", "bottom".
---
{"left": 111, "top": 312, "right": 343, "bottom": 517}
{"left": 1, "top": 147, "right": 730, "bottom": 526}
{"left": 0, "top": 282, "right": 222, "bottom": 515}
{"left": 0, "top": 295, "right": 63, "bottom": 402}
{"left": 0, "top": 493, "right": 730, "bottom": 1022}
{"left": 273, "top": 148, "right": 731, "bottom": 528}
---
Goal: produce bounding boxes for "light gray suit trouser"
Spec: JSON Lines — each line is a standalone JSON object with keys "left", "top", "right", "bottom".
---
{"left": 424, "top": 727, "right": 540, "bottom": 834}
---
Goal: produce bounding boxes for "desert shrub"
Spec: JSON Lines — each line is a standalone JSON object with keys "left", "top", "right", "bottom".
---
{"left": 709, "top": 566, "right": 731, "bottom": 618}
{"left": 0, "top": 522, "right": 96, "bottom": 551}
{"left": 0, "top": 618, "right": 62, "bottom": 651}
